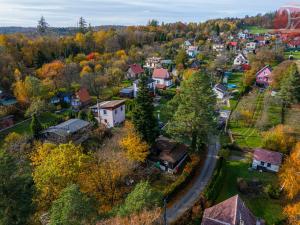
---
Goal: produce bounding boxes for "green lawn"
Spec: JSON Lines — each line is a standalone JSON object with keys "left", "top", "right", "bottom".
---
{"left": 155, "top": 97, "right": 170, "bottom": 124}
{"left": 216, "top": 160, "right": 285, "bottom": 225}
{"left": 284, "top": 50, "right": 300, "bottom": 60}
{"left": 244, "top": 26, "right": 271, "bottom": 34}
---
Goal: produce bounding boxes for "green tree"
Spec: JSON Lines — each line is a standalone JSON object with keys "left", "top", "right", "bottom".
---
{"left": 37, "top": 16, "right": 49, "bottom": 34}
{"left": 166, "top": 72, "right": 217, "bottom": 152}
{"left": 118, "top": 181, "right": 162, "bottom": 216}
{"left": 87, "top": 109, "right": 97, "bottom": 127}
{"left": 132, "top": 75, "right": 158, "bottom": 144}
{"left": 0, "top": 150, "right": 34, "bottom": 225}
{"left": 50, "top": 184, "right": 95, "bottom": 225}
{"left": 175, "top": 49, "right": 188, "bottom": 70}
{"left": 78, "top": 17, "right": 87, "bottom": 34}
{"left": 30, "top": 113, "right": 43, "bottom": 138}
{"left": 78, "top": 110, "right": 87, "bottom": 120}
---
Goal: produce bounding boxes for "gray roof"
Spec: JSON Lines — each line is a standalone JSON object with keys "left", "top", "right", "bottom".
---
{"left": 133, "top": 78, "right": 155, "bottom": 85}
{"left": 43, "top": 119, "right": 90, "bottom": 137}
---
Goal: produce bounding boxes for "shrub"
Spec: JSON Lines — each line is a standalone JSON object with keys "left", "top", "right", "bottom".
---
{"left": 265, "top": 184, "right": 281, "bottom": 199}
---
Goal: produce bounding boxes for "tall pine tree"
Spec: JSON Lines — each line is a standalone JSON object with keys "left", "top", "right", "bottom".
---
{"left": 37, "top": 16, "right": 48, "bottom": 34}
{"left": 166, "top": 72, "right": 217, "bottom": 152}
{"left": 30, "top": 114, "right": 43, "bottom": 138}
{"left": 132, "top": 75, "right": 158, "bottom": 144}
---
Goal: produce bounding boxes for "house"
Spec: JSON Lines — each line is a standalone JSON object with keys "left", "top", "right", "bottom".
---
{"left": 127, "top": 64, "right": 144, "bottom": 79}
{"left": 42, "top": 119, "right": 91, "bottom": 144}
{"left": 190, "top": 60, "right": 201, "bottom": 70}
{"left": 71, "top": 88, "right": 92, "bottom": 109}
{"left": 256, "top": 65, "right": 272, "bottom": 87}
{"left": 246, "top": 42, "right": 256, "bottom": 50}
{"left": 50, "top": 92, "right": 72, "bottom": 105}
{"left": 144, "top": 57, "right": 162, "bottom": 69}
{"left": 234, "top": 53, "right": 249, "bottom": 66}
{"left": 252, "top": 148, "right": 283, "bottom": 172}
{"left": 183, "top": 40, "right": 192, "bottom": 49}
{"left": 0, "top": 115, "right": 14, "bottom": 130}
{"left": 202, "top": 195, "right": 264, "bottom": 225}
{"left": 228, "top": 41, "right": 238, "bottom": 51}
{"left": 238, "top": 31, "right": 248, "bottom": 39}
{"left": 152, "top": 68, "right": 173, "bottom": 89}
{"left": 90, "top": 100, "right": 126, "bottom": 128}
{"left": 133, "top": 78, "right": 156, "bottom": 98}
{"left": 119, "top": 87, "right": 134, "bottom": 98}
{"left": 213, "top": 84, "right": 229, "bottom": 100}
{"left": 186, "top": 46, "right": 199, "bottom": 58}
{"left": 212, "top": 44, "right": 225, "bottom": 52}
{"left": 0, "top": 90, "right": 17, "bottom": 106}
{"left": 149, "top": 136, "right": 188, "bottom": 174}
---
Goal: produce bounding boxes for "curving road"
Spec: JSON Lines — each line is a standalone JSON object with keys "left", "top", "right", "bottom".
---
{"left": 166, "top": 136, "right": 221, "bottom": 224}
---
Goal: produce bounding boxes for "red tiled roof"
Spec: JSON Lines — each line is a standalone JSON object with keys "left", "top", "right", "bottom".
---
{"left": 153, "top": 68, "right": 169, "bottom": 79}
{"left": 76, "top": 88, "right": 91, "bottom": 103}
{"left": 202, "top": 195, "right": 257, "bottom": 225}
{"left": 156, "top": 84, "right": 167, "bottom": 89}
{"left": 129, "top": 64, "right": 144, "bottom": 75}
{"left": 229, "top": 42, "right": 238, "bottom": 46}
{"left": 253, "top": 149, "right": 282, "bottom": 166}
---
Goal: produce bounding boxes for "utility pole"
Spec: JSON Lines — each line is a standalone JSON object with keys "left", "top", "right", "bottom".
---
{"left": 97, "top": 98, "right": 101, "bottom": 124}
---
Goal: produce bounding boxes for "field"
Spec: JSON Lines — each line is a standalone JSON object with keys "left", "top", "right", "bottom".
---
{"left": 216, "top": 160, "right": 285, "bottom": 225}
{"left": 284, "top": 50, "right": 300, "bottom": 60}
{"left": 244, "top": 26, "right": 272, "bottom": 34}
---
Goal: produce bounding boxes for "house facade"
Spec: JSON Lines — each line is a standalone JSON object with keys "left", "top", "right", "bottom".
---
{"left": 213, "top": 84, "right": 228, "bottom": 100}
{"left": 90, "top": 100, "right": 126, "bottom": 128}
{"left": 202, "top": 195, "right": 263, "bottom": 225}
{"left": 133, "top": 78, "right": 156, "bottom": 98}
{"left": 234, "top": 53, "right": 249, "bottom": 65}
{"left": 246, "top": 42, "right": 256, "bottom": 50}
{"left": 144, "top": 57, "right": 162, "bottom": 69}
{"left": 152, "top": 68, "right": 173, "bottom": 89}
{"left": 252, "top": 148, "right": 282, "bottom": 172}
{"left": 256, "top": 65, "right": 272, "bottom": 87}
{"left": 212, "top": 44, "right": 225, "bottom": 52}
{"left": 186, "top": 46, "right": 199, "bottom": 58}
{"left": 71, "top": 88, "right": 92, "bottom": 109}
{"left": 127, "top": 64, "right": 144, "bottom": 79}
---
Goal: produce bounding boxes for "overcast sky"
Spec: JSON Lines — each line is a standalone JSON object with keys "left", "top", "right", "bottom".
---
{"left": 0, "top": 0, "right": 290, "bottom": 27}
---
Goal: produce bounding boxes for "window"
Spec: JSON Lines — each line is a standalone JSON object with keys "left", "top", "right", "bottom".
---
{"left": 121, "top": 106, "right": 123, "bottom": 111}
{"left": 260, "top": 161, "right": 265, "bottom": 166}
{"left": 115, "top": 110, "right": 117, "bottom": 114}
{"left": 267, "top": 163, "right": 271, "bottom": 167}
{"left": 103, "top": 110, "right": 107, "bottom": 115}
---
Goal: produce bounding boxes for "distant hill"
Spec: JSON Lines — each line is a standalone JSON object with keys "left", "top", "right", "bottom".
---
{"left": 0, "top": 25, "right": 126, "bottom": 35}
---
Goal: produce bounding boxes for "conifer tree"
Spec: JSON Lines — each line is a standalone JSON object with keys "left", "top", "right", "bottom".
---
{"left": 30, "top": 113, "right": 43, "bottom": 138}
{"left": 37, "top": 16, "right": 49, "bottom": 34}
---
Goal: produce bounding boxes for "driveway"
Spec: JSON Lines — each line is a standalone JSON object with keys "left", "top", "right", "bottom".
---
{"left": 166, "top": 135, "right": 221, "bottom": 224}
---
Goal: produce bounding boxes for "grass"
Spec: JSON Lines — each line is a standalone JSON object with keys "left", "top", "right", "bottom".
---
{"left": 244, "top": 26, "right": 272, "bottom": 34}
{"left": 284, "top": 50, "right": 300, "bottom": 60}
{"left": 155, "top": 97, "right": 170, "bottom": 124}
{"left": 285, "top": 104, "right": 300, "bottom": 140}
{"left": 216, "top": 160, "right": 284, "bottom": 225}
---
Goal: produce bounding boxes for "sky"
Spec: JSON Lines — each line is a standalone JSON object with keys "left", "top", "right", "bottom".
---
{"left": 0, "top": 0, "right": 291, "bottom": 27}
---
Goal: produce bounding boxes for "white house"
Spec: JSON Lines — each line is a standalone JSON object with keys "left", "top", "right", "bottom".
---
{"left": 213, "top": 84, "right": 228, "bottom": 100}
{"left": 233, "top": 53, "right": 249, "bottom": 66}
{"left": 152, "top": 68, "right": 173, "bottom": 89}
{"left": 90, "top": 100, "right": 126, "bottom": 128}
{"left": 246, "top": 42, "right": 256, "bottom": 51}
{"left": 133, "top": 78, "right": 156, "bottom": 98}
{"left": 186, "top": 46, "right": 199, "bottom": 58}
{"left": 212, "top": 44, "right": 225, "bottom": 52}
{"left": 252, "top": 148, "right": 283, "bottom": 172}
{"left": 144, "top": 57, "right": 162, "bottom": 69}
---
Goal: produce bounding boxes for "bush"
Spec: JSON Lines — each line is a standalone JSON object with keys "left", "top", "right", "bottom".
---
{"left": 265, "top": 184, "right": 281, "bottom": 199}
{"left": 163, "top": 155, "right": 200, "bottom": 198}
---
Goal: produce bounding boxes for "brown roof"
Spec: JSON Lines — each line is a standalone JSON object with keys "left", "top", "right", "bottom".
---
{"left": 153, "top": 68, "right": 170, "bottom": 79}
{"left": 76, "top": 88, "right": 91, "bottom": 103}
{"left": 93, "top": 100, "right": 126, "bottom": 110}
{"left": 156, "top": 84, "right": 167, "bottom": 89}
{"left": 253, "top": 149, "right": 282, "bottom": 166}
{"left": 129, "top": 64, "right": 144, "bottom": 75}
{"left": 202, "top": 195, "right": 257, "bottom": 225}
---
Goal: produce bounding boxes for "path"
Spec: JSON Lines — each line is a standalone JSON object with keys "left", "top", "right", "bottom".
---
{"left": 166, "top": 135, "right": 221, "bottom": 224}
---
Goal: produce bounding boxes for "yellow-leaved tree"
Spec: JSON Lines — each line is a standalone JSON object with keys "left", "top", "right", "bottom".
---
{"left": 279, "top": 142, "right": 300, "bottom": 224}
{"left": 120, "top": 122, "right": 149, "bottom": 163}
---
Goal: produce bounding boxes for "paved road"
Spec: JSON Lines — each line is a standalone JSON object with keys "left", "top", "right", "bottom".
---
{"left": 166, "top": 136, "right": 221, "bottom": 224}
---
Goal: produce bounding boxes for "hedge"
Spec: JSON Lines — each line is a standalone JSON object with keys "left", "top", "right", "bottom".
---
{"left": 163, "top": 155, "right": 200, "bottom": 200}
{"left": 204, "top": 157, "right": 226, "bottom": 203}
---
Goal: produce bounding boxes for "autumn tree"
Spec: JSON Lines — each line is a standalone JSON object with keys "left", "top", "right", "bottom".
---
{"left": 50, "top": 184, "right": 96, "bottom": 225}
{"left": 166, "top": 72, "right": 217, "bottom": 152}
{"left": 132, "top": 75, "right": 158, "bottom": 144}
{"left": 262, "top": 125, "right": 295, "bottom": 154}
{"left": 120, "top": 122, "right": 149, "bottom": 162}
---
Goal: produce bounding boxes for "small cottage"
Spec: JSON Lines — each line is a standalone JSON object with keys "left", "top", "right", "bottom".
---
{"left": 71, "top": 88, "right": 92, "bottom": 109}
{"left": 256, "top": 65, "right": 272, "bottom": 87}
{"left": 90, "top": 100, "right": 126, "bottom": 128}
{"left": 252, "top": 148, "right": 282, "bottom": 172}
{"left": 246, "top": 42, "right": 256, "bottom": 50}
{"left": 202, "top": 195, "right": 264, "bottom": 225}
{"left": 152, "top": 68, "right": 173, "bottom": 89}
{"left": 186, "top": 46, "right": 199, "bottom": 58}
{"left": 213, "top": 84, "right": 229, "bottom": 100}
{"left": 42, "top": 119, "right": 91, "bottom": 144}
{"left": 144, "top": 57, "right": 162, "bottom": 69}
{"left": 127, "top": 64, "right": 144, "bottom": 79}
{"left": 149, "top": 136, "right": 188, "bottom": 174}
{"left": 234, "top": 53, "right": 249, "bottom": 66}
